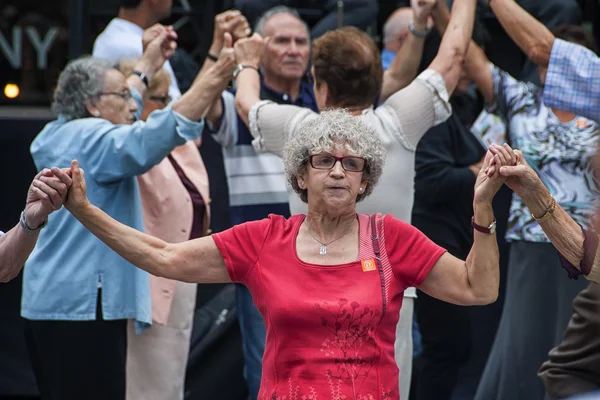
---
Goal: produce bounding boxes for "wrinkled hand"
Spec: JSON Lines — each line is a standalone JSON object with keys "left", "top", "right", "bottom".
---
{"left": 489, "top": 146, "right": 545, "bottom": 200}
{"left": 213, "top": 10, "right": 251, "bottom": 52}
{"left": 63, "top": 160, "right": 89, "bottom": 214}
{"left": 142, "top": 28, "right": 178, "bottom": 72}
{"left": 214, "top": 33, "right": 237, "bottom": 78}
{"left": 234, "top": 33, "right": 268, "bottom": 69}
{"left": 473, "top": 144, "right": 517, "bottom": 205}
{"left": 25, "top": 168, "right": 72, "bottom": 228}
{"left": 142, "top": 24, "right": 177, "bottom": 52}
{"left": 411, "top": 0, "right": 437, "bottom": 26}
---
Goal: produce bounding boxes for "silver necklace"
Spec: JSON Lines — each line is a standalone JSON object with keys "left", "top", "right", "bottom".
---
{"left": 305, "top": 217, "right": 355, "bottom": 256}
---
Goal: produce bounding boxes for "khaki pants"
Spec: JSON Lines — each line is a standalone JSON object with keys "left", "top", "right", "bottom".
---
{"left": 126, "top": 281, "right": 197, "bottom": 400}
{"left": 395, "top": 297, "right": 414, "bottom": 400}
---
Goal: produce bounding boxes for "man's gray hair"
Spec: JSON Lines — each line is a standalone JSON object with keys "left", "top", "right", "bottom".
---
{"left": 254, "top": 5, "right": 310, "bottom": 39}
{"left": 283, "top": 109, "right": 386, "bottom": 203}
{"left": 52, "top": 56, "right": 117, "bottom": 121}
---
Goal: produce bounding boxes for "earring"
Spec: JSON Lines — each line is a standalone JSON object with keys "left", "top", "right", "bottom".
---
{"left": 359, "top": 187, "right": 364, "bottom": 193}
{"left": 299, "top": 182, "right": 305, "bottom": 189}
{"left": 93, "top": 110, "right": 100, "bottom": 117}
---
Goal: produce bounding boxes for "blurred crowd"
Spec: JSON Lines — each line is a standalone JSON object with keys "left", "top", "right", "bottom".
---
{"left": 2, "top": 0, "right": 600, "bottom": 400}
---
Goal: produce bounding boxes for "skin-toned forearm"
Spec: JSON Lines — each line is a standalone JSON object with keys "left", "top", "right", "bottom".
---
{"left": 380, "top": 27, "right": 427, "bottom": 102}
{"left": 432, "top": 2, "right": 494, "bottom": 103}
{"left": 428, "top": 0, "right": 477, "bottom": 94}
{"left": 490, "top": 0, "right": 555, "bottom": 66}
{"left": 521, "top": 185, "right": 585, "bottom": 268}
{"left": 0, "top": 225, "right": 38, "bottom": 283}
{"left": 234, "top": 68, "right": 261, "bottom": 127}
{"left": 464, "top": 202, "right": 500, "bottom": 304}
{"left": 173, "top": 65, "right": 231, "bottom": 121}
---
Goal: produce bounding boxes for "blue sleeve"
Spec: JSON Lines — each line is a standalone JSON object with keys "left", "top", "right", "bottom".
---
{"left": 544, "top": 39, "right": 600, "bottom": 122}
{"left": 79, "top": 104, "right": 203, "bottom": 183}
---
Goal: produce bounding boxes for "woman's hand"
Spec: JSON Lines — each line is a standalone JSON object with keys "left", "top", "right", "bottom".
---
{"left": 493, "top": 147, "right": 547, "bottom": 201}
{"left": 62, "top": 160, "right": 90, "bottom": 215}
{"left": 412, "top": 0, "right": 437, "bottom": 30}
{"left": 473, "top": 144, "right": 517, "bottom": 205}
{"left": 234, "top": 33, "right": 269, "bottom": 70}
{"left": 24, "top": 168, "right": 72, "bottom": 228}
{"left": 213, "top": 33, "right": 237, "bottom": 79}
{"left": 210, "top": 10, "right": 251, "bottom": 56}
{"left": 137, "top": 28, "right": 178, "bottom": 79}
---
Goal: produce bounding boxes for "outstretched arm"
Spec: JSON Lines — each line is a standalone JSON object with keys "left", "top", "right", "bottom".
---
{"left": 426, "top": 0, "right": 477, "bottom": 95}
{"left": 488, "top": 0, "right": 555, "bottom": 67}
{"left": 0, "top": 169, "right": 71, "bottom": 282}
{"left": 380, "top": 0, "right": 436, "bottom": 102}
{"left": 431, "top": 1, "right": 493, "bottom": 103}
{"left": 64, "top": 161, "right": 231, "bottom": 284}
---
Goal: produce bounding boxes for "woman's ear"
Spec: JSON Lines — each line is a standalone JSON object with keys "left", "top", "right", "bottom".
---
{"left": 85, "top": 101, "right": 100, "bottom": 117}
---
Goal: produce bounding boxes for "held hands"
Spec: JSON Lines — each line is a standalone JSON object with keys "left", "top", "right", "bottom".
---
{"left": 489, "top": 146, "right": 546, "bottom": 200}
{"left": 63, "top": 160, "right": 89, "bottom": 214}
{"left": 25, "top": 168, "right": 72, "bottom": 228}
{"left": 473, "top": 144, "right": 518, "bottom": 205}
{"left": 411, "top": 0, "right": 438, "bottom": 28}
{"left": 140, "top": 26, "right": 178, "bottom": 76}
{"left": 211, "top": 10, "right": 251, "bottom": 55}
{"left": 234, "top": 33, "right": 269, "bottom": 69}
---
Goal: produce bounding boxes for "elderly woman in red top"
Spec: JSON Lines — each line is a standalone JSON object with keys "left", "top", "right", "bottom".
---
{"left": 60, "top": 109, "right": 511, "bottom": 400}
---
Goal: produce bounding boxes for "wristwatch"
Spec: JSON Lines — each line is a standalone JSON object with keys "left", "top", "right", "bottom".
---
{"left": 233, "top": 64, "right": 259, "bottom": 80}
{"left": 20, "top": 211, "right": 48, "bottom": 235}
{"left": 471, "top": 216, "right": 496, "bottom": 234}
{"left": 130, "top": 70, "right": 149, "bottom": 87}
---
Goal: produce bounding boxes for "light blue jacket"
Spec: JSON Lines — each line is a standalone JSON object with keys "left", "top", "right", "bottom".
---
{"left": 22, "top": 91, "right": 203, "bottom": 331}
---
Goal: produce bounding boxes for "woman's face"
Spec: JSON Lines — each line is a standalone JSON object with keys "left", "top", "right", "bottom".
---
{"left": 299, "top": 143, "right": 367, "bottom": 212}
{"left": 91, "top": 69, "right": 138, "bottom": 125}
{"left": 141, "top": 81, "right": 171, "bottom": 121}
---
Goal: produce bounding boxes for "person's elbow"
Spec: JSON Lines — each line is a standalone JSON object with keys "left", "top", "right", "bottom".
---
{"left": 527, "top": 43, "right": 552, "bottom": 67}
{"left": 0, "top": 265, "right": 22, "bottom": 283}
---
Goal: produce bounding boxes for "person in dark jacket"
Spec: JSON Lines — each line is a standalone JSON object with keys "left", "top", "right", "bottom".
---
{"left": 410, "top": 23, "right": 508, "bottom": 400}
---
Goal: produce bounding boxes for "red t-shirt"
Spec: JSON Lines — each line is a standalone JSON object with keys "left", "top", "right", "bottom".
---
{"left": 213, "top": 213, "right": 446, "bottom": 400}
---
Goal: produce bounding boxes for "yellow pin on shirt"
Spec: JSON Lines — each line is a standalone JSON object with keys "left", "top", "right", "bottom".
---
{"left": 361, "top": 259, "right": 377, "bottom": 272}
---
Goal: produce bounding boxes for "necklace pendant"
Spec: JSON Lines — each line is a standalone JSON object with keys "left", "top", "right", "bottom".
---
{"left": 319, "top": 245, "right": 327, "bottom": 256}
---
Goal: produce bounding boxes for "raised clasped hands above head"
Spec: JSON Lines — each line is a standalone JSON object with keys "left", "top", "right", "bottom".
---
{"left": 234, "top": 33, "right": 269, "bottom": 70}
{"left": 211, "top": 10, "right": 251, "bottom": 55}
{"left": 411, "top": 0, "right": 438, "bottom": 29}
{"left": 139, "top": 24, "right": 178, "bottom": 76}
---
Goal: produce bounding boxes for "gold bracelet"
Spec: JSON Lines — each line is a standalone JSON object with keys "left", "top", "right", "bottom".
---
{"left": 531, "top": 196, "right": 556, "bottom": 223}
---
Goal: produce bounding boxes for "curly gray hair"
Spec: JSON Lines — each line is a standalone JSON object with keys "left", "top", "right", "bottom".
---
{"left": 283, "top": 109, "right": 386, "bottom": 203}
{"left": 52, "top": 56, "right": 117, "bottom": 121}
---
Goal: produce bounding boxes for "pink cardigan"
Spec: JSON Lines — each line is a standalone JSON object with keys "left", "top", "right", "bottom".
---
{"left": 137, "top": 141, "right": 210, "bottom": 324}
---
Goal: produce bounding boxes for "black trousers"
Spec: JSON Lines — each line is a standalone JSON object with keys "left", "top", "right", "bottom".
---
{"left": 23, "top": 291, "right": 127, "bottom": 400}
{"left": 413, "top": 290, "right": 471, "bottom": 400}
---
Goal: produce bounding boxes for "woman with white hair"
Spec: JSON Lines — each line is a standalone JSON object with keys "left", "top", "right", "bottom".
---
{"left": 60, "top": 109, "right": 510, "bottom": 399}
{"left": 21, "top": 28, "right": 235, "bottom": 399}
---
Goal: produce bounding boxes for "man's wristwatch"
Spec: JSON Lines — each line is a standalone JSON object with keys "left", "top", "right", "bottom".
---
{"left": 233, "top": 64, "right": 259, "bottom": 80}
{"left": 471, "top": 216, "right": 497, "bottom": 234}
{"left": 20, "top": 211, "right": 48, "bottom": 235}
{"left": 130, "top": 70, "right": 149, "bottom": 87}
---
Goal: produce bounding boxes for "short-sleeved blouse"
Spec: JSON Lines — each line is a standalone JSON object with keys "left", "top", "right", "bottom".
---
{"left": 213, "top": 213, "right": 446, "bottom": 399}
{"left": 488, "top": 63, "right": 599, "bottom": 243}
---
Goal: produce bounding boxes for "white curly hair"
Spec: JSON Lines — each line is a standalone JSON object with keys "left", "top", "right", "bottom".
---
{"left": 283, "top": 108, "right": 386, "bottom": 203}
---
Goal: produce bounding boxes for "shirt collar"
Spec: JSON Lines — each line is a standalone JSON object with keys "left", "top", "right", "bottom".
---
{"left": 261, "top": 79, "right": 315, "bottom": 107}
